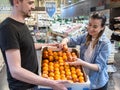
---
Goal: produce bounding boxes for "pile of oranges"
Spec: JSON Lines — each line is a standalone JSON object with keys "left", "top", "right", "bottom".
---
{"left": 41, "top": 48, "right": 85, "bottom": 83}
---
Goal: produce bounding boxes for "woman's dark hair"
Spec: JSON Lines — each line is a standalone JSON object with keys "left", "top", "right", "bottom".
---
{"left": 91, "top": 12, "right": 106, "bottom": 27}
{"left": 85, "top": 12, "right": 107, "bottom": 48}
{"left": 9, "top": 0, "right": 23, "bottom": 6}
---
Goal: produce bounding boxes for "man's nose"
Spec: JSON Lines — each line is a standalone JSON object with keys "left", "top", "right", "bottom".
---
{"left": 32, "top": 4, "right": 35, "bottom": 10}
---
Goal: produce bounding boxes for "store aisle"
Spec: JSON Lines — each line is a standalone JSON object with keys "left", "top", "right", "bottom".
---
{"left": 0, "top": 65, "right": 9, "bottom": 90}
{"left": 107, "top": 52, "right": 120, "bottom": 90}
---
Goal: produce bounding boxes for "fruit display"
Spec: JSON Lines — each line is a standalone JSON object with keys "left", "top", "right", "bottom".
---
{"left": 41, "top": 47, "right": 86, "bottom": 83}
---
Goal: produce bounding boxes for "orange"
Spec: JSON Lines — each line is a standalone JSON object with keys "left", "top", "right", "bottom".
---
{"left": 49, "top": 72, "right": 54, "bottom": 77}
{"left": 76, "top": 71, "right": 82, "bottom": 76}
{"left": 49, "top": 77, "right": 54, "bottom": 80}
{"left": 59, "top": 66, "right": 64, "bottom": 71}
{"left": 58, "top": 58, "right": 63, "bottom": 62}
{"left": 66, "top": 75, "right": 72, "bottom": 80}
{"left": 65, "top": 68, "right": 70, "bottom": 72}
{"left": 62, "top": 55, "right": 67, "bottom": 61}
{"left": 54, "top": 71, "right": 60, "bottom": 75}
{"left": 42, "top": 74, "right": 48, "bottom": 78}
{"left": 54, "top": 63, "right": 59, "bottom": 68}
{"left": 49, "top": 62, "right": 54, "bottom": 66}
{"left": 76, "top": 68, "right": 82, "bottom": 76}
{"left": 73, "top": 78, "right": 79, "bottom": 82}
{"left": 43, "top": 59, "right": 49, "bottom": 64}
{"left": 54, "top": 67, "right": 59, "bottom": 71}
{"left": 43, "top": 50, "right": 48, "bottom": 54}
{"left": 43, "top": 53, "right": 48, "bottom": 58}
{"left": 71, "top": 70, "right": 76, "bottom": 74}
{"left": 58, "top": 51, "right": 63, "bottom": 57}
{"left": 42, "top": 66, "right": 48, "bottom": 71}
{"left": 53, "top": 52, "right": 58, "bottom": 56}
{"left": 71, "top": 66, "right": 76, "bottom": 71}
{"left": 59, "top": 62, "right": 64, "bottom": 66}
{"left": 76, "top": 68, "right": 81, "bottom": 73}
{"left": 60, "top": 74, "right": 66, "bottom": 77}
{"left": 64, "top": 65, "right": 70, "bottom": 69}
{"left": 78, "top": 72, "right": 83, "bottom": 77}
{"left": 54, "top": 55, "right": 59, "bottom": 61}
{"left": 58, "top": 57, "right": 63, "bottom": 60}
{"left": 60, "top": 70, "right": 65, "bottom": 74}
{"left": 62, "top": 52, "right": 67, "bottom": 56}
{"left": 42, "top": 71, "right": 48, "bottom": 75}
{"left": 60, "top": 74, "right": 66, "bottom": 80}
{"left": 54, "top": 75, "right": 60, "bottom": 80}
{"left": 42, "top": 63, "right": 48, "bottom": 67}
{"left": 72, "top": 74, "right": 77, "bottom": 79}
{"left": 47, "top": 49, "right": 53, "bottom": 53}
{"left": 61, "top": 77, "right": 67, "bottom": 80}
{"left": 79, "top": 76, "right": 85, "bottom": 83}
{"left": 64, "top": 62, "right": 69, "bottom": 67}
{"left": 49, "top": 52, "right": 53, "bottom": 56}
{"left": 48, "top": 56, "right": 54, "bottom": 62}
{"left": 66, "top": 71, "right": 71, "bottom": 76}
{"left": 48, "top": 66, "right": 54, "bottom": 72}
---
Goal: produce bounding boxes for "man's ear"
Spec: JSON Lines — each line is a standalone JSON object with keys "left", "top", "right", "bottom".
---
{"left": 13, "top": 0, "right": 20, "bottom": 7}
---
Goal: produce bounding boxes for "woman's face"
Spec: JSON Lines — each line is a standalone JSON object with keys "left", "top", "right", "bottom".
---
{"left": 87, "top": 18, "right": 104, "bottom": 38}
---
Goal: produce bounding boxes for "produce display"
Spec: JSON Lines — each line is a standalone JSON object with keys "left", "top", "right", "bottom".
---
{"left": 41, "top": 47, "right": 86, "bottom": 83}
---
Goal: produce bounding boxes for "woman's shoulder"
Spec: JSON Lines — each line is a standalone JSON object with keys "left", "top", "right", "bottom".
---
{"left": 99, "top": 34, "right": 111, "bottom": 46}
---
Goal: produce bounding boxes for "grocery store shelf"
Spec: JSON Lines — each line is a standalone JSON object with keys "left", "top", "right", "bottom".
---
{"left": 0, "top": 50, "right": 4, "bottom": 72}
{"left": 0, "top": 62, "right": 5, "bottom": 72}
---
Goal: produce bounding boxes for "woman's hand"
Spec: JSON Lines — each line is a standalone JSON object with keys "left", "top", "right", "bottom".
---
{"left": 68, "top": 57, "right": 84, "bottom": 66}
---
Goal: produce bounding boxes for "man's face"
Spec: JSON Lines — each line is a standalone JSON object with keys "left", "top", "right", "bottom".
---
{"left": 18, "top": 0, "right": 35, "bottom": 18}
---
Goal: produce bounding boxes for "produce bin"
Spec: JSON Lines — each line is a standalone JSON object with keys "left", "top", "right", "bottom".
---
{"left": 37, "top": 47, "right": 90, "bottom": 90}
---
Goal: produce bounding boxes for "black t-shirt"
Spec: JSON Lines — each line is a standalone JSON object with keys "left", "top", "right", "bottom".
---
{"left": 0, "top": 18, "right": 38, "bottom": 90}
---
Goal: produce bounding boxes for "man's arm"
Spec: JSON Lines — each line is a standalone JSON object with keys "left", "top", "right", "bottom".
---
{"left": 34, "top": 43, "right": 58, "bottom": 50}
{"left": 5, "top": 49, "right": 68, "bottom": 90}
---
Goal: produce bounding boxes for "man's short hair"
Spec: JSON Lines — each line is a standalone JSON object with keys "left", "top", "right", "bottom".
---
{"left": 9, "top": 0, "right": 23, "bottom": 6}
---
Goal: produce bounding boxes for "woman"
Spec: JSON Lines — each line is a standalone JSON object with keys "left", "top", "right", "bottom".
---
{"left": 60, "top": 12, "right": 111, "bottom": 90}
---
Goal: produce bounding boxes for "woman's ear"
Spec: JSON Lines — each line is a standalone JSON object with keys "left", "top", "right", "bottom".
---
{"left": 101, "top": 26, "right": 105, "bottom": 31}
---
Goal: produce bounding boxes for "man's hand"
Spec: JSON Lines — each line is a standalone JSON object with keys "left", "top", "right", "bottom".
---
{"left": 52, "top": 80, "right": 70, "bottom": 90}
{"left": 59, "top": 38, "right": 69, "bottom": 50}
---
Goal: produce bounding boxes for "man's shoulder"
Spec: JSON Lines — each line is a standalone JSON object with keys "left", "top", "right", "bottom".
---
{"left": 0, "top": 18, "right": 10, "bottom": 29}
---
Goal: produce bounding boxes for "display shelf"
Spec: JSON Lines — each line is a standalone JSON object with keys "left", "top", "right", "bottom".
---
{"left": 110, "top": 7, "right": 120, "bottom": 41}
{"left": 0, "top": 50, "right": 4, "bottom": 72}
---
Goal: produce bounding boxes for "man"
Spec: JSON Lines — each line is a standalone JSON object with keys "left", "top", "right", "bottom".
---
{"left": 0, "top": 0, "right": 69, "bottom": 90}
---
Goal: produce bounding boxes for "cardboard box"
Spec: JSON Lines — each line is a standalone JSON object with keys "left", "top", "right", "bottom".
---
{"left": 38, "top": 47, "right": 90, "bottom": 90}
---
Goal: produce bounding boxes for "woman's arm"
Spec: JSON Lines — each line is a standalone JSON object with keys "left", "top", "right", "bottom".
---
{"left": 68, "top": 58, "right": 99, "bottom": 71}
